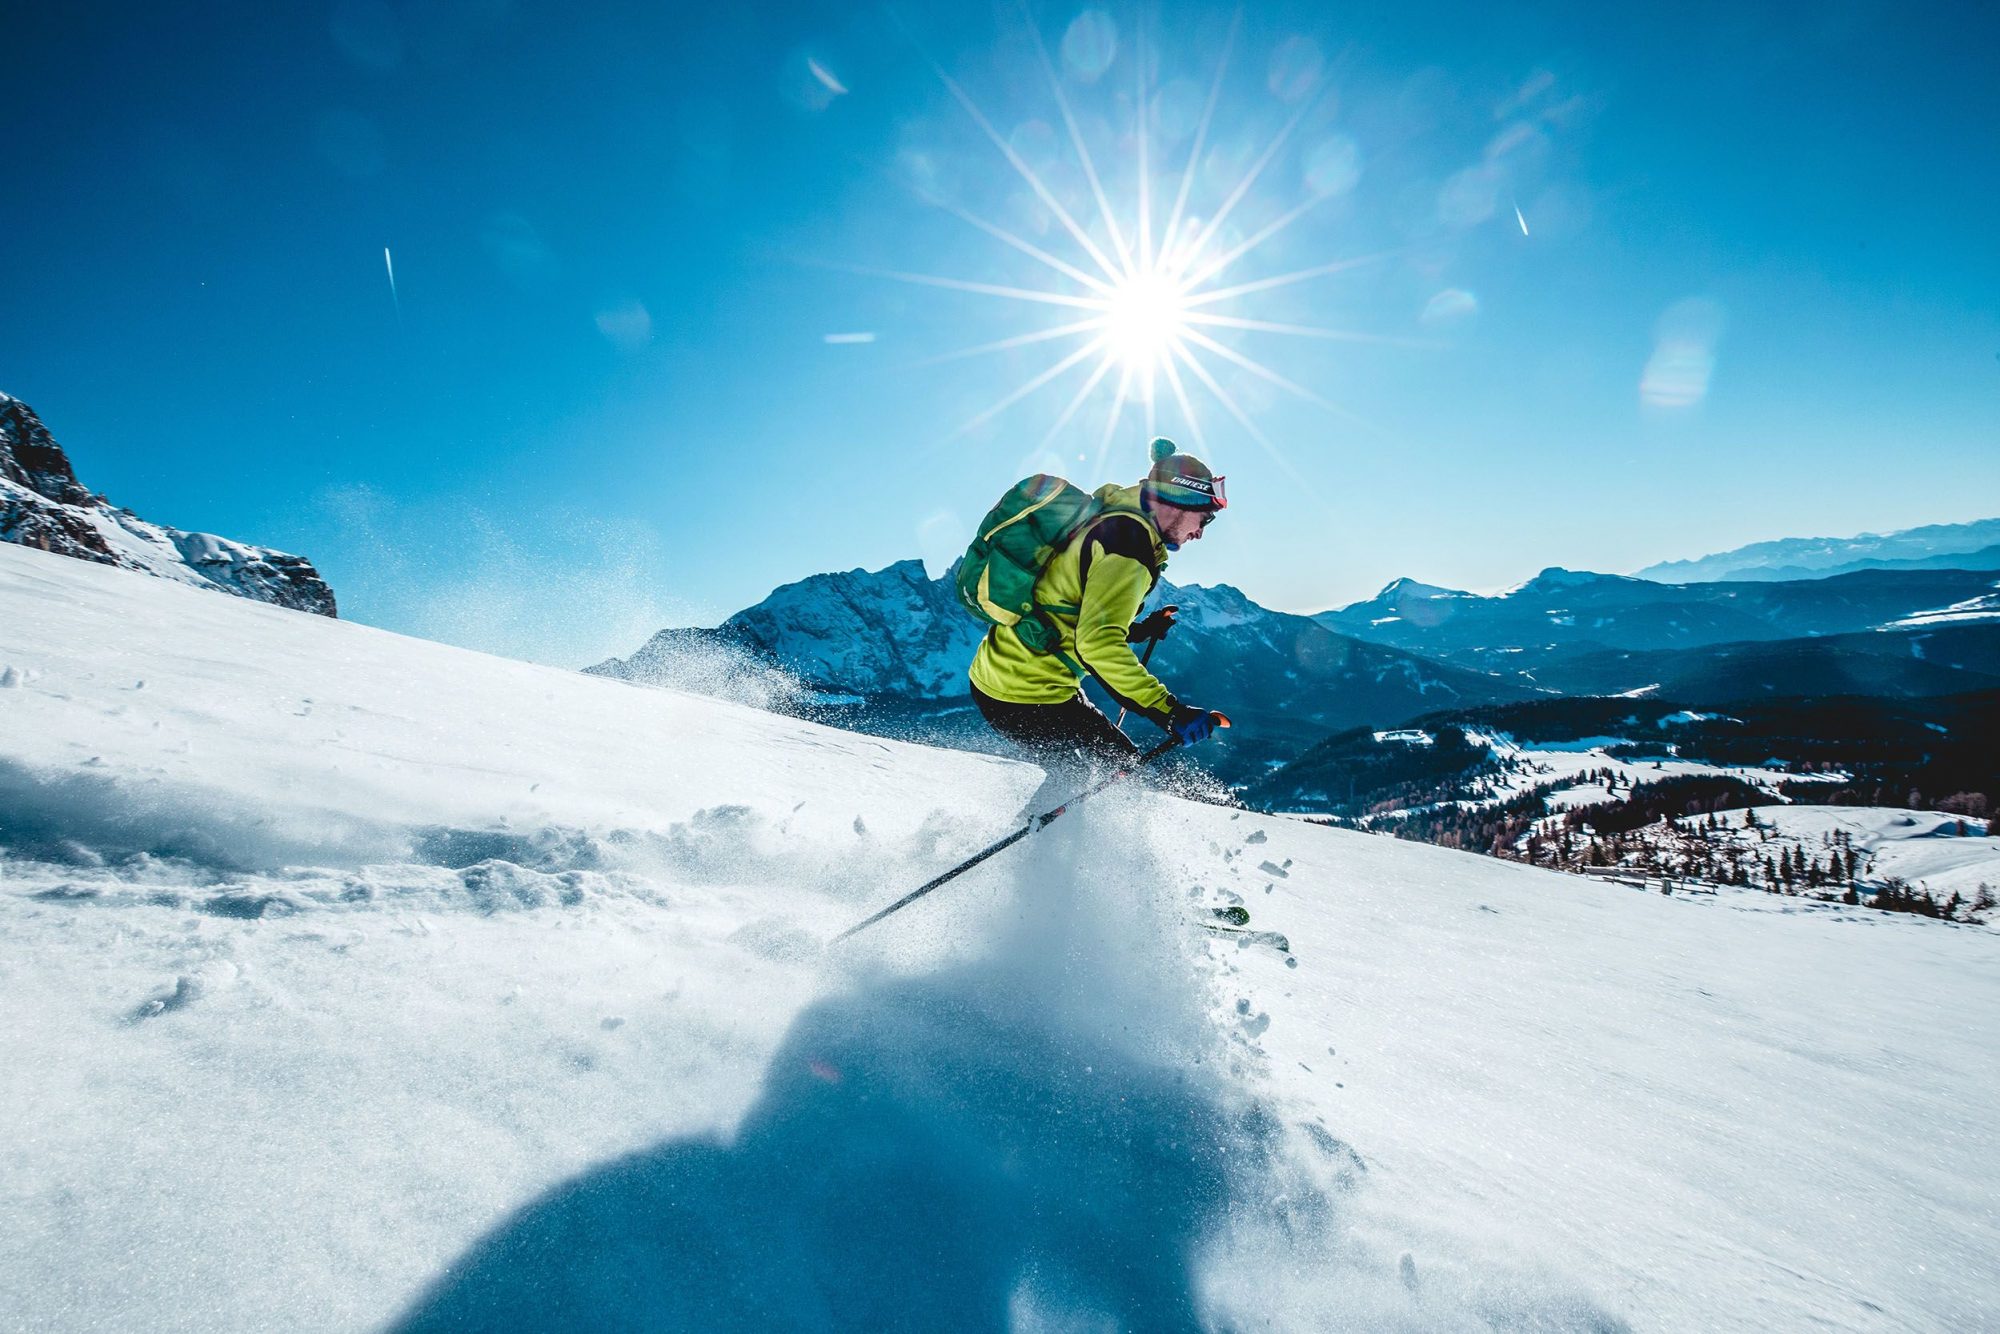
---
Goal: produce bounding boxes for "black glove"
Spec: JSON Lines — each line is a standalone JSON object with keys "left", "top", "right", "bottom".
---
{"left": 1167, "top": 702, "right": 1218, "bottom": 746}
{"left": 1127, "top": 604, "right": 1180, "bottom": 644}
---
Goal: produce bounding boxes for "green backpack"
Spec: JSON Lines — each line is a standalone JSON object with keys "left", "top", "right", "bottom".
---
{"left": 956, "top": 474, "right": 1110, "bottom": 653}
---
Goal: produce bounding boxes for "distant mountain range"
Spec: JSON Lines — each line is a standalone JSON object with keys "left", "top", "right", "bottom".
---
{"left": 1317, "top": 566, "right": 2000, "bottom": 687}
{"left": 1531, "top": 622, "right": 2000, "bottom": 700}
{"left": 1635, "top": 517, "right": 2000, "bottom": 583}
{"left": 591, "top": 544, "right": 2000, "bottom": 791}
{"left": 0, "top": 393, "right": 335, "bottom": 616}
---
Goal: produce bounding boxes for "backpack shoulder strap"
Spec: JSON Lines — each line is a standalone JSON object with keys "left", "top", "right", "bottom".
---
{"left": 1077, "top": 509, "right": 1161, "bottom": 588}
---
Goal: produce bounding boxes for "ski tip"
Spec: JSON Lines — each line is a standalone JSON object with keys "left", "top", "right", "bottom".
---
{"left": 1210, "top": 711, "right": 1232, "bottom": 729}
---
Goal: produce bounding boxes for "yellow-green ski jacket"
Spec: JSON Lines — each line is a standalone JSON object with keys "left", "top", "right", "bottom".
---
{"left": 967, "top": 483, "right": 1177, "bottom": 722}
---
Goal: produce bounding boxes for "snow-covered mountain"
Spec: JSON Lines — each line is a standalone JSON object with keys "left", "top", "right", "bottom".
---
{"left": 592, "top": 559, "right": 981, "bottom": 700}
{"left": 1331, "top": 575, "right": 1484, "bottom": 631}
{"left": 0, "top": 392, "right": 335, "bottom": 616}
{"left": 5, "top": 538, "right": 1999, "bottom": 1331}
{"left": 591, "top": 560, "right": 1539, "bottom": 782}
{"left": 1636, "top": 516, "right": 2000, "bottom": 583}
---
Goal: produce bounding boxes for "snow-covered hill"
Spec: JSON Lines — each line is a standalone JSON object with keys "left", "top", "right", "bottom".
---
{"left": 4, "top": 539, "right": 1999, "bottom": 1331}
{"left": 1735, "top": 804, "right": 2000, "bottom": 900}
{"left": 1555, "top": 802, "right": 2000, "bottom": 911}
{"left": 0, "top": 392, "right": 335, "bottom": 616}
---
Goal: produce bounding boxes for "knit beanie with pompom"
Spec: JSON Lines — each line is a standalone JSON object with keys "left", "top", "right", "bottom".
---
{"left": 1141, "top": 436, "right": 1225, "bottom": 511}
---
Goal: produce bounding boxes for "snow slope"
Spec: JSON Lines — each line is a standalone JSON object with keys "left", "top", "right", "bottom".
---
{"left": 3, "top": 540, "right": 1998, "bottom": 1332}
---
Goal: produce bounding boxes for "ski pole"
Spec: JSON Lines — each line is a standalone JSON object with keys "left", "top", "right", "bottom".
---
{"left": 832, "top": 713, "right": 1229, "bottom": 943}
{"left": 1114, "top": 636, "right": 1160, "bottom": 731}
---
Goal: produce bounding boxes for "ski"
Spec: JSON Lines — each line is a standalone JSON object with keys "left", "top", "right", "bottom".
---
{"left": 1193, "top": 920, "right": 1293, "bottom": 956}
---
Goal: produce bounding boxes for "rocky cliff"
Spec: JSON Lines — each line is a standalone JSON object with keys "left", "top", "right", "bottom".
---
{"left": 0, "top": 393, "right": 336, "bottom": 616}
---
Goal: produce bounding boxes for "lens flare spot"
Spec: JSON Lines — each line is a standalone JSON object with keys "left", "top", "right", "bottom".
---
{"left": 807, "top": 58, "right": 846, "bottom": 96}
{"left": 785, "top": 53, "right": 849, "bottom": 112}
{"left": 1641, "top": 298, "right": 1726, "bottom": 408}
{"left": 1421, "top": 289, "right": 1478, "bottom": 327}
{"left": 1267, "top": 36, "right": 1324, "bottom": 103}
{"left": 1484, "top": 122, "right": 1548, "bottom": 164}
{"left": 594, "top": 300, "right": 653, "bottom": 352}
{"left": 1303, "top": 135, "right": 1361, "bottom": 197}
{"left": 1496, "top": 69, "right": 1558, "bottom": 119}
{"left": 482, "top": 211, "right": 556, "bottom": 288}
{"left": 1061, "top": 11, "right": 1119, "bottom": 82}
{"left": 1007, "top": 118, "right": 1060, "bottom": 169}
{"left": 1438, "top": 164, "right": 1502, "bottom": 228}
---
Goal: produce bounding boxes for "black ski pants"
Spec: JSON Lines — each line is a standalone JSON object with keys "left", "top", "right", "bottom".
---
{"left": 971, "top": 684, "right": 1140, "bottom": 812}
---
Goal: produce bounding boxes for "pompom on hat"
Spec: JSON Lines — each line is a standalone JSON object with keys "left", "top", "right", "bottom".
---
{"left": 1141, "top": 436, "right": 1227, "bottom": 512}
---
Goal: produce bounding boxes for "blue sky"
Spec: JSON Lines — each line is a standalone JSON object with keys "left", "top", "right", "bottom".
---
{"left": 6, "top": 0, "right": 1997, "bottom": 665}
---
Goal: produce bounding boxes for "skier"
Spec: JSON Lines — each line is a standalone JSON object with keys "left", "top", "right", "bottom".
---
{"left": 967, "top": 437, "right": 1227, "bottom": 810}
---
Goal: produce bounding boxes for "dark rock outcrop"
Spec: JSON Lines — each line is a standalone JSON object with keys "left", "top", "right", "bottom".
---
{"left": 0, "top": 393, "right": 337, "bottom": 616}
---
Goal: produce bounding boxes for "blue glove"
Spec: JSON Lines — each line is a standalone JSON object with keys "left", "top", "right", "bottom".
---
{"left": 1169, "top": 703, "right": 1216, "bottom": 746}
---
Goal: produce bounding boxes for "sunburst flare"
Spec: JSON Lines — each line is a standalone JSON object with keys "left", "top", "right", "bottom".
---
{"left": 869, "top": 8, "right": 1405, "bottom": 472}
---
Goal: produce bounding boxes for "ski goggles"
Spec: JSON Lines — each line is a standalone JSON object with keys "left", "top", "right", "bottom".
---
{"left": 1164, "top": 471, "right": 1228, "bottom": 511}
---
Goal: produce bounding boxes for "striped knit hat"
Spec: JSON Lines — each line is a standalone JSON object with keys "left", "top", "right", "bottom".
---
{"left": 1141, "top": 436, "right": 1227, "bottom": 511}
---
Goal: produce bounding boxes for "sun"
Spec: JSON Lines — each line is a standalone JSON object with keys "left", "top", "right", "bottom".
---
{"left": 848, "top": 10, "right": 1405, "bottom": 480}
{"left": 1101, "top": 269, "right": 1193, "bottom": 375}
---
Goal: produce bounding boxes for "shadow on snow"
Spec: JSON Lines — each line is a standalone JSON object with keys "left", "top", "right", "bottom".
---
{"left": 391, "top": 963, "right": 1257, "bottom": 1332}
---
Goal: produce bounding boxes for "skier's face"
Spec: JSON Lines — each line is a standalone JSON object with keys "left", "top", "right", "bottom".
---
{"left": 1156, "top": 502, "right": 1215, "bottom": 546}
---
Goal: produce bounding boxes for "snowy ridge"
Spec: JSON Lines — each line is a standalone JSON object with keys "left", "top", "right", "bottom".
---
{"left": 0, "top": 392, "right": 335, "bottom": 616}
{"left": 1891, "top": 583, "right": 2000, "bottom": 628}
{"left": 4, "top": 541, "right": 2000, "bottom": 1330}
{"left": 591, "top": 559, "right": 982, "bottom": 699}
{"left": 1165, "top": 579, "right": 1264, "bottom": 630}
{"left": 1495, "top": 565, "right": 1648, "bottom": 597}
{"left": 1638, "top": 516, "right": 2000, "bottom": 583}
{"left": 1377, "top": 576, "right": 1468, "bottom": 601}
{"left": 726, "top": 558, "right": 981, "bottom": 697}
